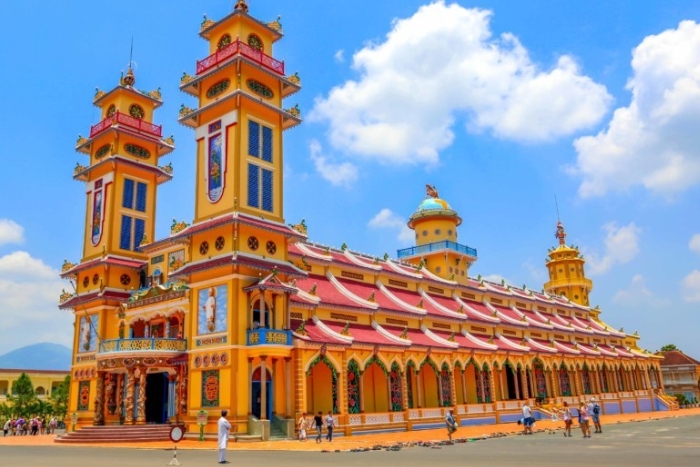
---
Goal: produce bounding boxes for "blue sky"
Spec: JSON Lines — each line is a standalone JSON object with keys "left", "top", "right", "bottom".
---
{"left": 1, "top": 0, "right": 699, "bottom": 358}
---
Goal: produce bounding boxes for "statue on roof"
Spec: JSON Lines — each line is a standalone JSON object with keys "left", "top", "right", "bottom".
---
{"left": 555, "top": 221, "right": 566, "bottom": 245}
{"left": 234, "top": 0, "right": 249, "bottom": 13}
{"left": 426, "top": 184, "right": 439, "bottom": 199}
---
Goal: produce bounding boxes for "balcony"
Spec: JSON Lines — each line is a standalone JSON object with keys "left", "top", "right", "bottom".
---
{"left": 397, "top": 240, "right": 477, "bottom": 259}
{"left": 97, "top": 338, "right": 186, "bottom": 355}
{"left": 89, "top": 111, "right": 163, "bottom": 139}
{"left": 196, "top": 40, "right": 284, "bottom": 75}
{"left": 246, "top": 329, "right": 292, "bottom": 346}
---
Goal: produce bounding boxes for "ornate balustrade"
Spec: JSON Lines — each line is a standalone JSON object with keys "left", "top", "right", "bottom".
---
{"left": 89, "top": 111, "right": 163, "bottom": 138}
{"left": 97, "top": 338, "right": 186, "bottom": 354}
{"left": 397, "top": 240, "right": 477, "bottom": 259}
{"left": 246, "top": 329, "right": 292, "bottom": 346}
{"left": 196, "top": 40, "right": 284, "bottom": 75}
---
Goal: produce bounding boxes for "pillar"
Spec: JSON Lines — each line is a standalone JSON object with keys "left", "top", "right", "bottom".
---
{"left": 260, "top": 292, "right": 266, "bottom": 328}
{"left": 416, "top": 370, "right": 423, "bottom": 408}
{"left": 460, "top": 368, "right": 467, "bottom": 404}
{"left": 285, "top": 357, "right": 292, "bottom": 418}
{"left": 260, "top": 356, "right": 267, "bottom": 420}
{"left": 124, "top": 368, "right": 135, "bottom": 425}
{"left": 338, "top": 353, "right": 347, "bottom": 415}
{"left": 451, "top": 368, "right": 458, "bottom": 407}
{"left": 359, "top": 370, "right": 366, "bottom": 413}
{"left": 94, "top": 371, "right": 105, "bottom": 426}
{"left": 499, "top": 368, "right": 506, "bottom": 401}
{"left": 293, "top": 349, "right": 305, "bottom": 416}
{"left": 248, "top": 358, "right": 253, "bottom": 415}
{"left": 115, "top": 374, "right": 123, "bottom": 418}
{"left": 477, "top": 369, "right": 486, "bottom": 403}
{"left": 136, "top": 367, "right": 146, "bottom": 424}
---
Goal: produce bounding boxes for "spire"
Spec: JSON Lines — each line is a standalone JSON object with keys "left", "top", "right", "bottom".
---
{"left": 555, "top": 221, "right": 566, "bottom": 246}
{"left": 234, "top": 0, "right": 249, "bottom": 13}
{"left": 120, "top": 38, "right": 136, "bottom": 87}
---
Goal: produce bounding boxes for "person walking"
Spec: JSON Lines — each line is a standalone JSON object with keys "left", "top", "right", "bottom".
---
{"left": 522, "top": 403, "right": 533, "bottom": 435}
{"left": 589, "top": 398, "right": 603, "bottom": 433}
{"left": 313, "top": 411, "right": 323, "bottom": 443}
{"left": 325, "top": 411, "right": 335, "bottom": 442}
{"left": 217, "top": 410, "right": 232, "bottom": 464}
{"left": 3, "top": 419, "right": 10, "bottom": 437}
{"left": 445, "top": 408, "right": 458, "bottom": 443}
{"left": 578, "top": 403, "right": 591, "bottom": 438}
{"left": 297, "top": 412, "right": 308, "bottom": 441}
{"left": 562, "top": 401, "right": 572, "bottom": 437}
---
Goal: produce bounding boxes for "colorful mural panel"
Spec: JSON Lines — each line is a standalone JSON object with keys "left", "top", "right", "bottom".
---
{"left": 78, "top": 315, "right": 99, "bottom": 353}
{"left": 198, "top": 285, "right": 227, "bottom": 335}
{"left": 78, "top": 380, "right": 90, "bottom": 411}
{"left": 390, "top": 363, "right": 403, "bottom": 412}
{"left": 168, "top": 249, "right": 185, "bottom": 272}
{"left": 91, "top": 181, "right": 105, "bottom": 245}
{"left": 201, "top": 370, "right": 220, "bottom": 407}
{"left": 347, "top": 360, "right": 360, "bottom": 414}
{"left": 440, "top": 365, "right": 452, "bottom": 407}
{"left": 207, "top": 133, "right": 224, "bottom": 202}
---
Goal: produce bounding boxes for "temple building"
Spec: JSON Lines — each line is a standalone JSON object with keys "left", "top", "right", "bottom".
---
{"left": 59, "top": 1, "right": 670, "bottom": 440}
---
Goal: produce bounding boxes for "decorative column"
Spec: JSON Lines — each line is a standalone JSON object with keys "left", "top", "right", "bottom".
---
{"left": 401, "top": 357, "right": 410, "bottom": 411}
{"left": 338, "top": 353, "right": 348, "bottom": 416}
{"left": 136, "top": 367, "right": 147, "bottom": 424}
{"left": 293, "top": 350, "right": 305, "bottom": 416}
{"left": 94, "top": 371, "right": 105, "bottom": 426}
{"left": 499, "top": 368, "right": 506, "bottom": 401}
{"left": 260, "top": 356, "right": 267, "bottom": 420}
{"left": 549, "top": 370, "right": 558, "bottom": 398}
{"left": 416, "top": 370, "right": 423, "bottom": 408}
{"left": 460, "top": 368, "right": 467, "bottom": 404}
{"left": 359, "top": 370, "right": 366, "bottom": 413}
{"left": 115, "top": 374, "right": 123, "bottom": 420}
{"left": 573, "top": 368, "right": 581, "bottom": 396}
{"left": 260, "top": 292, "right": 266, "bottom": 328}
{"left": 105, "top": 373, "right": 116, "bottom": 416}
{"left": 451, "top": 367, "right": 459, "bottom": 407}
{"left": 124, "top": 367, "right": 135, "bottom": 425}
{"left": 285, "top": 357, "right": 292, "bottom": 418}
{"left": 489, "top": 369, "right": 497, "bottom": 403}
{"left": 477, "top": 369, "right": 486, "bottom": 403}
{"left": 248, "top": 358, "right": 254, "bottom": 415}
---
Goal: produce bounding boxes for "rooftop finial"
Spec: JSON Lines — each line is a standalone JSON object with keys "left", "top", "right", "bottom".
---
{"left": 555, "top": 221, "right": 566, "bottom": 245}
{"left": 121, "top": 38, "right": 136, "bottom": 87}
{"left": 426, "top": 184, "right": 439, "bottom": 199}
{"left": 234, "top": 0, "right": 249, "bottom": 13}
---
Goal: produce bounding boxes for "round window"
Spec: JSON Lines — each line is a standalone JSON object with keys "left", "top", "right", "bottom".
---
{"left": 422, "top": 230, "right": 428, "bottom": 237}
{"left": 447, "top": 229, "right": 453, "bottom": 237}
{"left": 435, "top": 229, "right": 441, "bottom": 235}
{"left": 215, "top": 236, "right": 225, "bottom": 251}
{"left": 92, "top": 273, "right": 99, "bottom": 285}
{"left": 266, "top": 241, "right": 277, "bottom": 255}
{"left": 82, "top": 276, "right": 89, "bottom": 288}
{"left": 199, "top": 241, "right": 209, "bottom": 255}
{"left": 106, "top": 104, "right": 116, "bottom": 117}
{"left": 120, "top": 274, "right": 131, "bottom": 286}
{"left": 436, "top": 266, "right": 442, "bottom": 273}
{"left": 129, "top": 104, "right": 144, "bottom": 119}
{"left": 217, "top": 34, "right": 232, "bottom": 50}
{"left": 248, "top": 236, "right": 259, "bottom": 251}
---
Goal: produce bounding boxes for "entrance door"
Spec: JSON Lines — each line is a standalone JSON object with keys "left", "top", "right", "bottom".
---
{"left": 251, "top": 381, "right": 272, "bottom": 420}
{"left": 145, "top": 372, "right": 168, "bottom": 424}
{"left": 506, "top": 366, "right": 517, "bottom": 400}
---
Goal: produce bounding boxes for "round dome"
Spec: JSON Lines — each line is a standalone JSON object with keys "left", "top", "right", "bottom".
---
{"left": 417, "top": 198, "right": 451, "bottom": 211}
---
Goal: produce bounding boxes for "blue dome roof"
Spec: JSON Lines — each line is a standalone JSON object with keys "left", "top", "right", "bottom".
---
{"left": 417, "top": 198, "right": 451, "bottom": 211}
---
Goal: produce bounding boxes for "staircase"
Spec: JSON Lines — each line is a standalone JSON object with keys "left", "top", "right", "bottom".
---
{"left": 55, "top": 425, "right": 172, "bottom": 443}
{"left": 269, "top": 424, "right": 288, "bottom": 439}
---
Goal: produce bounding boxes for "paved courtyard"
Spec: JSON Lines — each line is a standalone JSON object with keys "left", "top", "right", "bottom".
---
{"left": 2, "top": 415, "right": 699, "bottom": 467}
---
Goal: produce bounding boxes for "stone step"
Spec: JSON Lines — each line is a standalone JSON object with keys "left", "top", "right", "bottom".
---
{"left": 233, "top": 434, "right": 263, "bottom": 443}
{"left": 56, "top": 425, "right": 172, "bottom": 444}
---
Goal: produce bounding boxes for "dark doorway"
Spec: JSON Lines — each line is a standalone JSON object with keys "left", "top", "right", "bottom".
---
{"left": 506, "top": 366, "right": 517, "bottom": 400}
{"left": 146, "top": 372, "right": 168, "bottom": 424}
{"left": 251, "top": 381, "right": 272, "bottom": 420}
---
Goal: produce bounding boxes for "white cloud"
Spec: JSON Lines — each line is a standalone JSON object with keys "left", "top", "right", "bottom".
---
{"left": 682, "top": 270, "right": 700, "bottom": 302}
{"left": 481, "top": 274, "right": 509, "bottom": 285}
{"left": 572, "top": 20, "right": 700, "bottom": 198}
{"left": 613, "top": 274, "right": 669, "bottom": 307}
{"left": 0, "top": 251, "right": 73, "bottom": 354}
{"left": 368, "top": 208, "right": 414, "bottom": 245}
{"left": 585, "top": 222, "right": 641, "bottom": 275}
{"left": 0, "top": 219, "right": 24, "bottom": 245}
{"left": 309, "top": 140, "right": 358, "bottom": 187}
{"left": 310, "top": 1, "right": 611, "bottom": 165}
{"left": 689, "top": 234, "right": 700, "bottom": 255}
{"left": 334, "top": 49, "right": 345, "bottom": 63}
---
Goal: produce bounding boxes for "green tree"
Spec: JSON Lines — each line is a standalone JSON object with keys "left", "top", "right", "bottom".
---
{"left": 7, "top": 372, "right": 37, "bottom": 418}
{"left": 49, "top": 375, "right": 70, "bottom": 420}
{"left": 661, "top": 344, "right": 678, "bottom": 351}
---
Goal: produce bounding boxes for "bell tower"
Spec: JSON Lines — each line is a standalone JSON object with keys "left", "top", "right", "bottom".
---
{"left": 397, "top": 185, "right": 477, "bottom": 285}
{"left": 544, "top": 221, "right": 593, "bottom": 306}
{"left": 179, "top": 0, "right": 301, "bottom": 225}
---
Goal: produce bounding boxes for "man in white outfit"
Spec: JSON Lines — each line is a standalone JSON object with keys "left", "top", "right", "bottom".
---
{"left": 218, "top": 410, "right": 231, "bottom": 464}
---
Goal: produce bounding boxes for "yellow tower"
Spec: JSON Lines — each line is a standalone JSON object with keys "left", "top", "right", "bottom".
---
{"left": 60, "top": 66, "right": 174, "bottom": 425}
{"left": 544, "top": 221, "right": 593, "bottom": 306}
{"left": 398, "top": 184, "right": 477, "bottom": 285}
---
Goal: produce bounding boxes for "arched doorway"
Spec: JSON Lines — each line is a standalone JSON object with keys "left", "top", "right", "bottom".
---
{"left": 251, "top": 366, "right": 272, "bottom": 420}
{"left": 439, "top": 363, "right": 453, "bottom": 407}
{"left": 533, "top": 360, "right": 547, "bottom": 398}
{"left": 389, "top": 362, "right": 403, "bottom": 411}
{"left": 419, "top": 359, "right": 440, "bottom": 408}
{"left": 306, "top": 356, "right": 338, "bottom": 414}
{"left": 558, "top": 364, "right": 572, "bottom": 396}
{"left": 505, "top": 362, "right": 518, "bottom": 400}
{"left": 363, "top": 357, "right": 389, "bottom": 413}
{"left": 476, "top": 363, "right": 492, "bottom": 403}
{"left": 406, "top": 361, "right": 417, "bottom": 408}
{"left": 580, "top": 364, "right": 591, "bottom": 395}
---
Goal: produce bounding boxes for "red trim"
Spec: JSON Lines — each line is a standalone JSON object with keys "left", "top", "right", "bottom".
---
{"left": 196, "top": 40, "right": 284, "bottom": 75}
{"left": 89, "top": 111, "right": 162, "bottom": 139}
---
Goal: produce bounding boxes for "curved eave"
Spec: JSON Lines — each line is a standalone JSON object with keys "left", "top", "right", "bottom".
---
{"left": 199, "top": 11, "right": 283, "bottom": 42}
{"left": 75, "top": 126, "right": 171, "bottom": 155}
{"left": 73, "top": 156, "right": 173, "bottom": 185}
{"left": 94, "top": 85, "right": 163, "bottom": 109}
{"left": 408, "top": 209, "right": 462, "bottom": 227}
{"left": 178, "top": 90, "right": 302, "bottom": 130}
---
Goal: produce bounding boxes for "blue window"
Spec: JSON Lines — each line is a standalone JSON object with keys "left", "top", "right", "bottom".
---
{"left": 248, "top": 164, "right": 259, "bottom": 208}
{"left": 135, "top": 182, "right": 147, "bottom": 212}
{"left": 247, "top": 164, "right": 273, "bottom": 213}
{"left": 122, "top": 179, "right": 134, "bottom": 209}
{"left": 120, "top": 215, "right": 132, "bottom": 250}
{"left": 262, "top": 168, "right": 273, "bottom": 212}
{"left": 248, "top": 120, "right": 273, "bottom": 163}
{"left": 134, "top": 218, "right": 145, "bottom": 248}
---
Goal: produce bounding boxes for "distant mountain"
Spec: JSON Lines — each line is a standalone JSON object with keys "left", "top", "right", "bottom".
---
{"left": 0, "top": 343, "right": 72, "bottom": 371}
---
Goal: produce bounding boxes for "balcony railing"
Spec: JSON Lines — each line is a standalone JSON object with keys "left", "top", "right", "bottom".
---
{"left": 397, "top": 240, "right": 477, "bottom": 259}
{"left": 196, "top": 40, "right": 284, "bottom": 75}
{"left": 98, "top": 338, "right": 186, "bottom": 354}
{"left": 89, "top": 111, "right": 163, "bottom": 139}
{"left": 246, "top": 329, "right": 292, "bottom": 346}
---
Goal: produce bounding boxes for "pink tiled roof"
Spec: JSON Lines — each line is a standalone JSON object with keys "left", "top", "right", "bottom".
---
{"left": 294, "top": 275, "right": 371, "bottom": 310}
{"left": 382, "top": 325, "right": 454, "bottom": 348}
{"left": 323, "top": 321, "right": 409, "bottom": 347}
{"left": 291, "top": 319, "right": 348, "bottom": 345}
{"left": 336, "top": 278, "right": 403, "bottom": 312}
